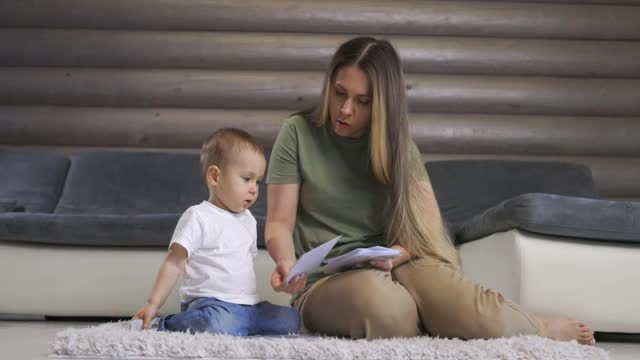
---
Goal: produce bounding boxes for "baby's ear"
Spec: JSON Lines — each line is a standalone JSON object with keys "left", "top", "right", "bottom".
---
{"left": 206, "top": 165, "right": 221, "bottom": 185}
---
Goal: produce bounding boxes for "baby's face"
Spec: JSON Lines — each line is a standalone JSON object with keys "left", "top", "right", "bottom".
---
{"left": 210, "top": 148, "right": 266, "bottom": 213}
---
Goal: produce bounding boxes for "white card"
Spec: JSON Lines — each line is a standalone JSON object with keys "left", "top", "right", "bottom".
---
{"left": 285, "top": 235, "right": 341, "bottom": 283}
{"left": 322, "top": 246, "right": 401, "bottom": 274}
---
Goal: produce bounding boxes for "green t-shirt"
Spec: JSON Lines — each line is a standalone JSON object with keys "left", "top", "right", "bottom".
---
{"left": 266, "top": 115, "right": 428, "bottom": 292}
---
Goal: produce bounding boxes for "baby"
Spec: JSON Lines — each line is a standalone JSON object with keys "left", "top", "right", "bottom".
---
{"left": 133, "top": 128, "right": 300, "bottom": 335}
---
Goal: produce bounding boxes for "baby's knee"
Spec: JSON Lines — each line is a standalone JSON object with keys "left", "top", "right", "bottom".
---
{"left": 284, "top": 306, "right": 301, "bottom": 329}
{"left": 202, "top": 306, "right": 247, "bottom": 335}
{"left": 275, "top": 306, "right": 301, "bottom": 334}
{"left": 256, "top": 303, "right": 301, "bottom": 335}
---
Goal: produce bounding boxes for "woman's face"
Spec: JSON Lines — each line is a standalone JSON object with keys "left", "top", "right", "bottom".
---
{"left": 329, "top": 65, "right": 372, "bottom": 138}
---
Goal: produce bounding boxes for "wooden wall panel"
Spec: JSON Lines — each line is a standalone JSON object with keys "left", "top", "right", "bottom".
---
{"left": 489, "top": 0, "right": 640, "bottom": 3}
{"left": 2, "top": 69, "right": 639, "bottom": 116}
{"left": 410, "top": 114, "right": 640, "bottom": 156}
{"left": 0, "top": 0, "right": 639, "bottom": 199}
{"left": 1, "top": 1, "right": 639, "bottom": 40}
{"left": 487, "top": 0, "right": 640, "bottom": 4}
{"left": 2, "top": 30, "right": 639, "bottom": 77}
{"left": 0, "top": 107, "right": 289, "bottom": 149}
{"left": 2, "top": 107, "right": 640, "bottom": 157}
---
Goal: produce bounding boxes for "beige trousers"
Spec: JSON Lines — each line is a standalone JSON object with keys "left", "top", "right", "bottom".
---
{"left": 294, "top": 256, "right": 542, "bottom": 340}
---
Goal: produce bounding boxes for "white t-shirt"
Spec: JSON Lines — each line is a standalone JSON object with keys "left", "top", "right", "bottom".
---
{"left": 169, "top": 201, "right": 259, "bottom": 305}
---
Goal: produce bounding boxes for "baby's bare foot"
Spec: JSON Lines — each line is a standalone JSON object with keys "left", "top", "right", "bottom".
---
{"left": 536, "top": 316, "right": 595, "bottom": 345}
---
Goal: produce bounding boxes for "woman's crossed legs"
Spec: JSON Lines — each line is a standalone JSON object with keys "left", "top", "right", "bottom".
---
{"left": 295, "top": 257, "right": 593, "bottom": 344}
{"left": 394, "top": 258, "right": 594, "bottom": 345}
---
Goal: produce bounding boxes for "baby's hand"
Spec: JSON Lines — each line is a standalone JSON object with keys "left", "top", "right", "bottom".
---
{"left": 132, "top": 302, "right": 160, "bottom": 329}
{"left": 271, "top": 260, "right": 306, "bottom": 294}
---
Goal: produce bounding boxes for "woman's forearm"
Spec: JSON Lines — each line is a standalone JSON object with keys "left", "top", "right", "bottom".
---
{"left": 266, "top": 220, "right": 308, "bottom": 293}
{"left": 265, "top": 221, "right": 297, "bottom": 264}
{"left": 265, "top": 183, "right": 300, "bottom": 265}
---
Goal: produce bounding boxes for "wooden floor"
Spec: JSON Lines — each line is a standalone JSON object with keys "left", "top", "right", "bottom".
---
{"left": 1, "top": 320, "right": 638, "bottom": 359}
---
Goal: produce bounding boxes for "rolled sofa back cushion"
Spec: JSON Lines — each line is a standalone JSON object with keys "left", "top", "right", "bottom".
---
{"left": 0, "top": 150, "right": 70, "bottom": 213}
{"left": 426, "top": 160, "right": 599, "bottom": 231}
{"left": 55, "top": 150, "right": 207, "bottom": 214}
{"left": 0, "top": 200, "right": 25, "bottom": 212}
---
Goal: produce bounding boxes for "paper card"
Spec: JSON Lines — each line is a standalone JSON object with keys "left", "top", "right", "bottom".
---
{"left": 285, "top": 235, "right": 341, "bottom": 283}
{"left": 322, "top": 246, "right": 401, "bottom": 274}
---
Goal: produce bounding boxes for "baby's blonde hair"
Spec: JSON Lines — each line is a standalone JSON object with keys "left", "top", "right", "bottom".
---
{"left": 199, "top": 128, "right": 264, "bottom": 182}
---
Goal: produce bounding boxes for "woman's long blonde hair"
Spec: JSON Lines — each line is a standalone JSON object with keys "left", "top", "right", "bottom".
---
{"left": 305, "top": 37, "right": 459, "bottom": 268}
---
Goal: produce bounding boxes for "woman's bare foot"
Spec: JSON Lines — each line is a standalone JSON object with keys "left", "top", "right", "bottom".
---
{"left": 536, "top": 316, "right": 595, "bottom": 345}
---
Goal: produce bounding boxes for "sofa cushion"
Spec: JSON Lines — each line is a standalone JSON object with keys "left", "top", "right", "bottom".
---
{"left": 425, "top": 160, "right": 598, "bottom": 235}
{"left": 0, "top": 213, "right": 179, "bottom": 246}
{"left": 0, "top": 212, "right": 269, "bottom": 248}
{"left": 456, "top": 193, "right": 640, "bottom": 244}
{"left": 0, "top": 200, "right": 17, "bottom": 212}
{"left": 0, "top": 150, "right": 70, "bottom": 213}
{"left": 55, "top": 151, "right": 208, "bottom": 215}
{"left": 0, "top": 200, "right": 25, "bottom": 212}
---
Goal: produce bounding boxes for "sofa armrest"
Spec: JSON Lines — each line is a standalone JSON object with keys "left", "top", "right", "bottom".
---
{"left": 456, "top": 193, "right": 640, "bottom": 245}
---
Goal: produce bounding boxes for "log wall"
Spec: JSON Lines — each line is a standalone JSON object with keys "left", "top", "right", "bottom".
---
{"left": 1, "top": 0, "right": 639, "bottom": 199}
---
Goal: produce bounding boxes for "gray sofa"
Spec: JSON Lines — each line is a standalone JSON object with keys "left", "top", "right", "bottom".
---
{"left": 1, "top": 149, "right": 639, "bottom": 334}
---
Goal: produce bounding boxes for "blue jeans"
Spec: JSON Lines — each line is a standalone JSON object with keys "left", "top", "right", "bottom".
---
{"left": 158, "top": 297, "right": 300, "bottom": 336}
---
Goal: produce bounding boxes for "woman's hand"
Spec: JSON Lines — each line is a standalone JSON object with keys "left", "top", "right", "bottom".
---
{"left": 271, "top": 259, "right": 307, "bottom": 294}
{"left": 351, "top": 245, "right": 410, "bottom": 272}
{"left": 352, "top": 258, "right": 394, "bottom": 271}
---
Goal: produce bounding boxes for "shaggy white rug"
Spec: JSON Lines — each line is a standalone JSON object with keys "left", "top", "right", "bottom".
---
{"left": 49, "top": 320, "right": 610, "bottom": 360}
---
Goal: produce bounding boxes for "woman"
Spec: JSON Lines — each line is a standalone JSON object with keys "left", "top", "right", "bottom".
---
{"left": 264, "top": 36, "right": 594, "bottom": 345}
